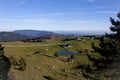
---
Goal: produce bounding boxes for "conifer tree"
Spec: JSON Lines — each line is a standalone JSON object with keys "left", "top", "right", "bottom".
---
{"left": 89, "top": 12, "right": 120, "bottom": 68}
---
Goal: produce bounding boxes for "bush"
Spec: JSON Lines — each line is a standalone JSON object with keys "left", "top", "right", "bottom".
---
{"left": 54, "top": 53, "right": 59, "bottom": 57}
{"left": 43, "top": 76, "right": 56, "bottom": 80}
{"left": 10, "top": 57, "right": 26, "bottom": 71}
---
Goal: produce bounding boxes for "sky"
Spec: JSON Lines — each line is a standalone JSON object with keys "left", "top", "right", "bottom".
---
{"left": 0, "top": 0, "right": 120, "bottom": 31}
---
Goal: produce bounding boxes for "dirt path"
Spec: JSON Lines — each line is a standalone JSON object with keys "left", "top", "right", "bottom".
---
{"left": 2, "top": 43, "right": 62, "bottom": 47}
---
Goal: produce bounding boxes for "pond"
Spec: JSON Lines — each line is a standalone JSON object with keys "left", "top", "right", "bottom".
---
{"left": 57, "top": 50, "right": 80, "bottom": 56}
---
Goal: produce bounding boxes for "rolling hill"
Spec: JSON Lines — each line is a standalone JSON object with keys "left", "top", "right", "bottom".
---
{"left": 0, "top": 30, "right": 59, "bottom": 42}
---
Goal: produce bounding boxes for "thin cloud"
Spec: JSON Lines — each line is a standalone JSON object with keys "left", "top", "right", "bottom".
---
{"left": 31, "top": 12, "right": 88, "bottom": 17}
{"left": 12, "top": 13, "right": 64, "bottom": 17}
{"left": 20, "top": 19, "right": 95, "bottom": 24}
{"left": 84, "top": 0, "right": 95, "bottom": 2}
{"left": 77, "top": 5, "right": 120, "bottom": 10}
{"left": 21, "top": 19, "right": 57, "bottom": 23}
{"left": 96, "top": 11, "right": 118, "bottom": 14}
{"left": 97, "top": 5, "right": 120, "bottom": 9}
{"left": 17, "top": 0, "right": 27, "bottom": 6}
{"left": 63, "top": 20, "right": 95, "bottom": 24}
{"left": 48, "top": 13, "right": 64, "bottom": 16}
{"left": 0, "top": 18, "right": 57, "bottom": 23}
{"left": 31, "top": 13, "right": 64, "bottom": 17}
{"left": 0, "top": 18, "right": 95, "bottom": 24}
{"left": 12, "top": 12, "right": 85, "bottom": 18}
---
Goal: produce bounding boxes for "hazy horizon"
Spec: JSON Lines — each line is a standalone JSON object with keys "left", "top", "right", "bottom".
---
{"left": 0, "top": 29, "right": 110, "bottom": 32}
{"left": 0, "top": 29, "right": 112, "bottom": 36}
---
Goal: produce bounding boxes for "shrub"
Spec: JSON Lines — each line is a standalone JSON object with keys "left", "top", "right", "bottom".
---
{"left": 17, "top": 57, "right": 26, "bottom": 71}
{"left": 0, "top": 44, "right": 11, "bottom": 80}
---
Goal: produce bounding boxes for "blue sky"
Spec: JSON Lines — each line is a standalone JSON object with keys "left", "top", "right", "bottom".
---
{"left": 0, "top": 0, "right": 120, "bottom": 31}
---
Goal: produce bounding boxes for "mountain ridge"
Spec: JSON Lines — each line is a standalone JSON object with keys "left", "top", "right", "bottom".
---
{"left": 13, "top": 30, "right": 58, "bottom": 37}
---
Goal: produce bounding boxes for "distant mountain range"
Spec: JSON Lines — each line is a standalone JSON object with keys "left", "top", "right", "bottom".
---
{"left": 0, "top": 30, "right": 110, "bottom": 42}
{"left": 14, "top": 30, "right": 58, "bottom": 37}
{"left": 0, "top": 32, "right": 32, "bottom": 42}
{"left": 0, "top": 30, "right": 58, "bottom": 42}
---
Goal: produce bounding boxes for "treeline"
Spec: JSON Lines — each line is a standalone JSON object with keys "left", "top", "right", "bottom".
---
{"left": 22, "top": 36, "right": 51, "bottom": 43}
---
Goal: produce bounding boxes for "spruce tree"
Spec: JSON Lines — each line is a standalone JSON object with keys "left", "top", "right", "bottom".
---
{"left": 85, "top": 12, "right": 120, "bottom": 80}
{"left": 0, "top": 44, "right": 11, "bottom": 80}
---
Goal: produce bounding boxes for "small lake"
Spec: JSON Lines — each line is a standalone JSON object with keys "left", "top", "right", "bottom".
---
{"left": 57, "top": 50, "right": 80, "bottom": 56}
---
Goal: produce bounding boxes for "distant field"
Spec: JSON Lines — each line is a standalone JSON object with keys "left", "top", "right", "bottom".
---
{"left": 1, "top": 38, "right": 99, "bottom": 57}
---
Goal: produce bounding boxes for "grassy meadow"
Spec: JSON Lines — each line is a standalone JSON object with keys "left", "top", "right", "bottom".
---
{"left": 0, "top": 36, "right": 100, "bottom": 80}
